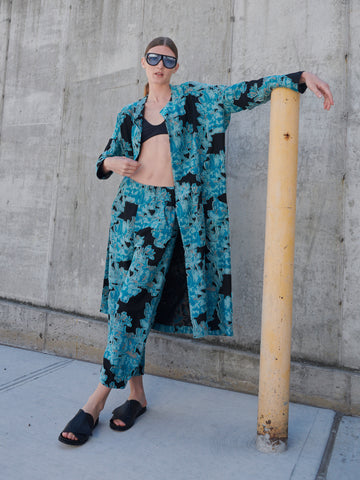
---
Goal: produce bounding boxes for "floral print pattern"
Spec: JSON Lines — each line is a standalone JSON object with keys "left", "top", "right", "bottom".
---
{"left": 97, "top": 72, "right": 306, "bottom": 343}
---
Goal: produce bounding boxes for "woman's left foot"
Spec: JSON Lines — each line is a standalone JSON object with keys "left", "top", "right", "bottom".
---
{"left": 110, "top": 399, "right": 147, "bottom": 431}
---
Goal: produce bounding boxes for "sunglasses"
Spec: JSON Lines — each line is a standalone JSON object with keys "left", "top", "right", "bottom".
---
{"left": 145, "top": 52, "right": 177, "bottom": 69}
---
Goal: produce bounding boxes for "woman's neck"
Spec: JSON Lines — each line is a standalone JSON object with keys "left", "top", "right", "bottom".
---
{"left": 147, "top": 84, "right": 171, "bottom": 104}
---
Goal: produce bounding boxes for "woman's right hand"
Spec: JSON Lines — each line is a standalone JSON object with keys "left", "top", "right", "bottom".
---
{"left": 103, "top": 156, "right": 140, "bottom": 176}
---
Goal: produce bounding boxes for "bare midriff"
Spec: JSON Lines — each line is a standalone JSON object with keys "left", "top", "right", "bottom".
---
{"left": 129, "top": 128, "right": 174, "bottom": 187}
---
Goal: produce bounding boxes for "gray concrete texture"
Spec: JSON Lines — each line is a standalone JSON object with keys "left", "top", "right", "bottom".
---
{"left": 0, "top": 1, "right": 359, "bottom": 413}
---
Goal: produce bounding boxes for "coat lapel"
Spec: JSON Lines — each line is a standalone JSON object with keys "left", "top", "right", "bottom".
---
{"left": 132, "top": 97, "right": 146, "bottom": 160}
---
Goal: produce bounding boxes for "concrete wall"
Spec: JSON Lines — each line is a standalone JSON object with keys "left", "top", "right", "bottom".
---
{"left": 1, "top": 0, "right": 359, "bottom": 414}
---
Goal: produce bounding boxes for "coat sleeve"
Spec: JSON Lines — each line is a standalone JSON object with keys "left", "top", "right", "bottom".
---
{"left": 96, "top": 110, "right": 134, "bottom": 179}
{"left": 216, "top": 71, "right": 307, "bottom": 114}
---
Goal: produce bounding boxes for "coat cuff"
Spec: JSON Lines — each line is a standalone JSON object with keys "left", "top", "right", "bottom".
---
{"left": 96, "top": 158, "right": 113, "bottom": 179}
{"left": 286, "top": 71, "right": 307, "bottom": 94}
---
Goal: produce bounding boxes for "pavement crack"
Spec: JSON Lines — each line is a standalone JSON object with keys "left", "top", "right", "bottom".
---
{"left": 0, "top": 359, "right": 74, "bottom": 392}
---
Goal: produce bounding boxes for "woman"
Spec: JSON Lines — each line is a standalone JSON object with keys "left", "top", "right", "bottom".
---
{"left": 59, "top": 37, "right": 333, "bottom": 445}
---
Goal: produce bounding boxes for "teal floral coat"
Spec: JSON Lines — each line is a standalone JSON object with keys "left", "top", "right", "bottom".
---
{"left": 96, "top": 72, "right": 306, "bottom": 339}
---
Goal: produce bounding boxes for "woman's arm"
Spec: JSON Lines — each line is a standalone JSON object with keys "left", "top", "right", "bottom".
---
{"left": 216, "top": 71, "right": 333, "bottom": 113}
{"left": 96, "top": 137, "right": 120, "bottom": 179}
{"left": 217, "top": 72, "right": 306, "bottom": 114}
{"left": 96, "top": 110, "right": 134, "bottom": 179}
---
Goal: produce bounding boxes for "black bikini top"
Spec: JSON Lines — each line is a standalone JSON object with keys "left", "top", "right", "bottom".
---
{"left": 141, "top": 117, "right": 168, "bottom": 144}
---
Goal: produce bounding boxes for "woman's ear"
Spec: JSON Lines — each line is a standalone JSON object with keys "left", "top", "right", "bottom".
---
{"left": 141, "top": 57, "right": 146, "bottom": 69}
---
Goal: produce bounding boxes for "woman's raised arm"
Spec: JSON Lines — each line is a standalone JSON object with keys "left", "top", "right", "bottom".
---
{"left": 216, "top": 71, "right": 333, "bottom": 113}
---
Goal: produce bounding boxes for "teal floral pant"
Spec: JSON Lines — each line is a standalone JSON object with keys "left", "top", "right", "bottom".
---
{"left": 100, "top": 177, "right": 179, "bottom": 389}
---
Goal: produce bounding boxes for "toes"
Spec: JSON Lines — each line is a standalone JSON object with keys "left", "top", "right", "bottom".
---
{"left": 62, "top": 432, "right": 78, "bottom": 441}
{"left": 113, "top": 419, "right": 126, "bottom": 427}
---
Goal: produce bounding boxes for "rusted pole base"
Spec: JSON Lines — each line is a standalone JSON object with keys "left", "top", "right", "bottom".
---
{"left": 256, "top": 434, "right": 287, "bottom": 454}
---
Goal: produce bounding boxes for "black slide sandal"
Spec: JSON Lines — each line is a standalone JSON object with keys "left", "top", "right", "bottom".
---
{"left": 58, "top": 409, "right": 98, "bottom": 446}
{"left": 110, "top": 400, "right": 147, "bottom": 431}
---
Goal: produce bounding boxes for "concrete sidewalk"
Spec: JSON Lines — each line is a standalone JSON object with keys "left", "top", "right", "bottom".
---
{"left": 0, "top": 345, "right": 359, "bottom": 480}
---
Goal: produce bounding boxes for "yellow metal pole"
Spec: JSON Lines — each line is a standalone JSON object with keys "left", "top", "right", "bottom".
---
{"left": 256, "top": 87, "right": 300, "bottom": 453}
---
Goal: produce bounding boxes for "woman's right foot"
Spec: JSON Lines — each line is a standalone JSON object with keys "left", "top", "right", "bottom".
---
{"left": 60, "top": 405, "right": 102, "bottom": 442}
{"left": 58, "top": 409, "right": 99, "bottom": 446}
{"left": 61, "top": 384, "right": 110, "bottom": 442}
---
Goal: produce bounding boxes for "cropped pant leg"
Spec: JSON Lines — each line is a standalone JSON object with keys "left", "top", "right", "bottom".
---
{"left": 99, "top": 177, "right": 178, "bottom": 389}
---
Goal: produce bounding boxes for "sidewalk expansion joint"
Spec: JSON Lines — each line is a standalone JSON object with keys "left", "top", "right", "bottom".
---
{"left": 315, "top": 411, "right": 343, "bottom": 480}
{"left": 0, "top": 359, "right": 74, "bottom": 392}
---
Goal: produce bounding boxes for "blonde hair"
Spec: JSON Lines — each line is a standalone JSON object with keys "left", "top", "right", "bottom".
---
{"left": 143, "top": 37, "right": 178, "bottom": 96}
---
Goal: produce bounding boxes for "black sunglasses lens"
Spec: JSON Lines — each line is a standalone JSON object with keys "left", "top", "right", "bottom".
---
{"left": 146, "top": 53, "right": 177, "bottom": 69}
{"left": 146, "top": 53, "right": 161, "bottom": 66}
{"left": 163, "top": 56, "right": 177, "bottom": 68}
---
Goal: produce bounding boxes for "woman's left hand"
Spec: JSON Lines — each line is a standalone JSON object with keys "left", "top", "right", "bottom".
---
{"left": 299, "top": 72, "right": 334, "bottom": 111}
